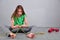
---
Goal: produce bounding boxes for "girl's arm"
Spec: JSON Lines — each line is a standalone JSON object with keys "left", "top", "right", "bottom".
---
{"left": 21, "top": 17, "right": 29, "bottom": 27}
{"left": 11, "top": 18, "right": 15, "bottom": 29}
{"left": 11, "top": 18, "right": 20, "bottom": 29}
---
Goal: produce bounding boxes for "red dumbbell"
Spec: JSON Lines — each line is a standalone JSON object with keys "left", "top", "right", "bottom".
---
{"left": 48, "top": 28, "right": 54, "bottom": 33}
{"left": 54, "top": 28, "right": 59, "bottom": 32}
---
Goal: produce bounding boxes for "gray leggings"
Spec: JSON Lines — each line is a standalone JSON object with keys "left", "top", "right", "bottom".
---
{"left": 9, "top": 27, "right": 32, "bottom": 33}
{"left": 0, "top": 26, "right": 32, "bottom": 36}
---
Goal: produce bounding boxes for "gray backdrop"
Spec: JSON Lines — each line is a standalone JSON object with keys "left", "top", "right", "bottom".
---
{"left": 0, "top": 0, "right": 60, "bottom": 27}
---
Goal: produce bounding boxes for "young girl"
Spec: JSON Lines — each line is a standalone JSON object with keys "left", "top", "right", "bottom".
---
{"left": 9, "top": 5, "right": 32, "bottom": 38}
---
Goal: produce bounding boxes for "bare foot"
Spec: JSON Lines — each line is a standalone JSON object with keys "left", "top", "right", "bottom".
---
{"left": 9, "top": 33, "right": 16, "bottom": 39}
{"left": 26, "top": 33, "right": 35, "bottom": 39}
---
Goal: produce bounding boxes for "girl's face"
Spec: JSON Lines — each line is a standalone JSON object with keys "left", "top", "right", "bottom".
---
{"left": 17, "top": 9, "right": 22, "bottom": 16}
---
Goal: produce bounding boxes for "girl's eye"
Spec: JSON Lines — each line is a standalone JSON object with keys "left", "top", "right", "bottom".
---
{"left": 18, "top": 11, "right": 22, "bottom": 12}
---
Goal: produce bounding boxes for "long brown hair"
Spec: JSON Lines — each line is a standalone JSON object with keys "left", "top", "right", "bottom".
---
{"left": 11, "top": 5, "right": 25, "bottom": 18}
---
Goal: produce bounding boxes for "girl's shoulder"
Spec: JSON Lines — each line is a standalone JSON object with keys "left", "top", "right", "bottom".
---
{"left": 13, "top": 14, "right": 26, "bottom": 19}
{"left": 22, "top": 14, "right": 26, "bottom": 17}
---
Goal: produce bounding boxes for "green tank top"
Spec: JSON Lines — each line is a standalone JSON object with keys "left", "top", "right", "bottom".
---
{"left": 14, "top": 14, "right": 26, "bottom": 26}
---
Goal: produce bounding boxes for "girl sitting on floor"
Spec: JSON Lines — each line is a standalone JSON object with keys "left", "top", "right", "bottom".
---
{"left": 9, "top": 5, "right": 32, "bottom": 38}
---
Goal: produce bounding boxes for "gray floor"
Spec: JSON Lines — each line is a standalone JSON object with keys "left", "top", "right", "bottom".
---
{"left": 0, "top": 26, "right": 60, "bottom": 40}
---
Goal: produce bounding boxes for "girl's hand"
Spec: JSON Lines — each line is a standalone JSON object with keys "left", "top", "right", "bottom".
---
{"left": 11, "top": 25, "right": 19, "bottom": 29}
{"left": 18, "top": 26, "right": 21, "bottom": 28}
{"left": 15, "top": 25, "right": 21, "bottom": 28}
{"left": 11, "top": 26, "right": 16, "bottom": 29}
{"left": 21, "top": 25, "right": 28, "bottom": 28}
{"left": 15, "top": 25, "right": 22, "bottom": 28}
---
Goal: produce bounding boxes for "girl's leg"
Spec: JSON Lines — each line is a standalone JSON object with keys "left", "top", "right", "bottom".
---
{"left": 20, "top": 26, "right": 32, "bottom": 33}
{"left": 9, "top": 27, "right": 25, "bottom": 33}
{"left": 9, "top": 27, "right": 20, "bottom": 33}
{"left": 9, "top": 26, "right": 32, "bottom": 33}
{"left": 0, "top": 26, "right": 16, "bottom": 38}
